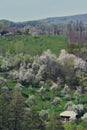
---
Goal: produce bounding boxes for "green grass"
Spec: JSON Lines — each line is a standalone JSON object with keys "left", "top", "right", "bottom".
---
{"left": 3, "top": 73, "right": 87, "bottom": 116}
{"left": 0, "top": 35, "right": 68, "bottom": 56}
{"left": 6, "top": 78, "right": 67, "bottom": 113}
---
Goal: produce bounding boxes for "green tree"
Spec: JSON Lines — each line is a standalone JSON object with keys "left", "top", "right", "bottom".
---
{"left": 22, "top": 109, "right": 45, "bottom": 130}
{"left": 46, "top": 114, "right": 64, "bottom": 130}
{"left": 0, "top": 87, "right": 10, "bottom": 130}
{"left": 8, "top": 89, "right": 24, "bottom": 130}
{"left": 64, "top": 122, "right": 76, "bottom": 130}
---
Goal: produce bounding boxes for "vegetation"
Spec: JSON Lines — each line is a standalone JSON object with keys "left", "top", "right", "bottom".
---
{"left": 0, "top": 35, "right": 67, "bottom": 56}
{"left": 0, "top": 33, "right": 87, "bottom": 130}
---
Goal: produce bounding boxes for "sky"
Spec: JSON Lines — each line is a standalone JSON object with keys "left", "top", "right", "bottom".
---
{"left": 0, "top": 0, "right": 87, "bottom": 22}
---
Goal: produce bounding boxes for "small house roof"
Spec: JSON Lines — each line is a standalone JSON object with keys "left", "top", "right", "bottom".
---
{"left": 60, "top": 111, "right": 77, "bottom": 118}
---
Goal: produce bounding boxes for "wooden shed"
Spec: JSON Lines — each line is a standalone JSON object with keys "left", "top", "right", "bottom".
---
{"left": 60, "top": 111, "right": 77, "bottom": 122}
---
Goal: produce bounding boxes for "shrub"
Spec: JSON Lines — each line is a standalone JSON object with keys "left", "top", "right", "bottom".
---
{"left": 39, "top": 109, "right": 48, "bottom": 121}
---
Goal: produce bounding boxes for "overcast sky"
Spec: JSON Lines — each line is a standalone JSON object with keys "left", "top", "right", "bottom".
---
{"left": 0, "top": 0, "right": 87, "bottom": 22}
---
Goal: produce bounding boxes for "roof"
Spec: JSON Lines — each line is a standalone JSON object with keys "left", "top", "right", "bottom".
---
{"left": 60, "top": 111, "right": 77, "bottom": 117}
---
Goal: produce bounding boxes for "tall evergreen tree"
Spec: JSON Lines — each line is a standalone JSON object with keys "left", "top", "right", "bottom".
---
{"left": 8, "top": 89, "right": 24, "bottom": 130}
{"left": 0, "top": 87, "right": 10, "bottom": 130}
{"left": 22, "top": 109, "right": 45, "bottom": 130}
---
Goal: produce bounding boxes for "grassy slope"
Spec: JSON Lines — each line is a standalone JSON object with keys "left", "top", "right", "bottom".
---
{"left": 0, "top": 35, "right": 87, "bottom": 115}
{"left": 7, "top": 79, "right": 87, "bottom": 114}
{"left": 0, "top": 35, "right": 68, "bottom": 56}
{"left": 0, "top": 34, "right": 68, "bottom": 113}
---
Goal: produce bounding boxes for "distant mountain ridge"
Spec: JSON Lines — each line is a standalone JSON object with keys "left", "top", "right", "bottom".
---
{"left": 0, "top": 13, "right": 87, "bottom": 28}
{"left": 42, "top": 14, "right": 87, "bottom": 24}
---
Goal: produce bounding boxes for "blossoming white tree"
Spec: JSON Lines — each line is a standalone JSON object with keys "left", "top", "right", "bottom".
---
{"left": 26, "top": 95, "right": 36, "bottom": 107}
{"left": 51, "top": 97, "right": 61, "bottom": 107}
{"left": 39, "top": 109, "right": 48, "bottom": 121}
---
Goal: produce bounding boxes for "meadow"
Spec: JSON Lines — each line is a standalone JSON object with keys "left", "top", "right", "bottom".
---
{"left": 0, "top": 34, "right": 68, "bottom": 56}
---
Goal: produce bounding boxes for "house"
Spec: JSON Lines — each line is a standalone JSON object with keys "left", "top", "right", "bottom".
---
{"left": 60, "top": 111, "right": 77, "bottom": 122}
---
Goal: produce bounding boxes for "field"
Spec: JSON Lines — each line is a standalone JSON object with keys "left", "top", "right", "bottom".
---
{"left": 0, "top": 34, "right": 68, "bottom": 56}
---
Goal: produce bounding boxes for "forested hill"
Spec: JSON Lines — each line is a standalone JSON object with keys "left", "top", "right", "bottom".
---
{"left": 0, "top": 13, "right": 87, "bottom": 28}
{"left": 42, "top": 13, "right": 87, "bottom": 25}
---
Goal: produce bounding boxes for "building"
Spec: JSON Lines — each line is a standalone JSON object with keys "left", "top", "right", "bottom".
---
{"left": 60, "top": 111, "right": 77, "bottom": 122}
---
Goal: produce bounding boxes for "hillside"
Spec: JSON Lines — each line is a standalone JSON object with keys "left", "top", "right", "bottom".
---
{"left": 42, "top": 13, "right": 87, "bottom": 25}
{"left": 0, "top": 35, "right": 68, "bottom": 56}
{"left": 0, "top": 33, "right": 87, "bottom": 130}
{"left": 0, "top": 19, "right": 51, "bottom": 28}
{"left": 0, "top": 13, "right": 87, "bottom": 28}
{"left": 0, "top": 42, "right": 87, "bottom": 130}
{"left": 0, "top": 14, "right": 87, "bottom": 130}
